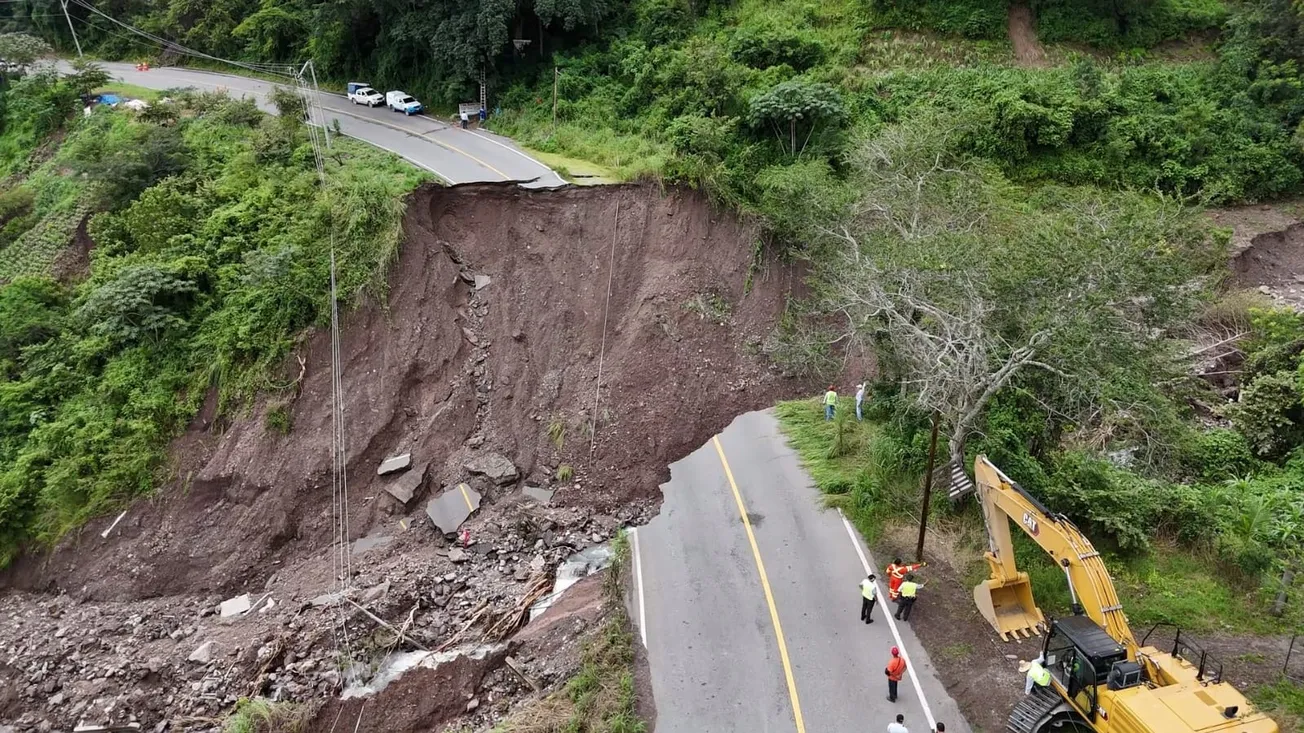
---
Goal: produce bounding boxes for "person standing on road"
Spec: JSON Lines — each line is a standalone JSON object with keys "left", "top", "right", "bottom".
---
{"left": 932, "top": 724, "right": 945, "bottom": 733}
{"left": 885, "top": 646, "right": 907, "bottom": 703}
{"left": 855, "top": 381, "right": 867, "bottom": 421}
{"left": 460, "top": 109, "right": 469, "bottom": 129}
{"left": 479, "top": 106, "right": 487, "bottom": 124}
{"left": 886, "top": 557, "right": 926, "bottom": 601}
{"left": 824, "top": 385, "right": 838, "bottom": 420}
{"left": 894, "top": 573, "right": 922, "bottom": 621}
{"left": 859, "top": 573, "right": 878, "bottom": 624}
{"left": 888, "top": 713, "right": 908, "bottom": 732}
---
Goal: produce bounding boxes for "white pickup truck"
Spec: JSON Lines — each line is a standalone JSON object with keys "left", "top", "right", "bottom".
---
{"left": 347, "top": 82, "right": 383, "bottom": 107}
{"left": 386, "top": 90, "right": 423, "bottom": 116}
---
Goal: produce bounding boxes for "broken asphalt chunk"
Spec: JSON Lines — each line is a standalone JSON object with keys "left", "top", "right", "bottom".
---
{"left": 384, "top": 467, "right": 424, "bottom": 505}
{"left": 425, "top": 482, "right": 482, "bottom": 533}
{"left": 352, "top": 534, "right": 394, "bottom": 556}
{"left": 464, "top": 452, "right": 518, "bottom": 485}
{"left": 522, "top": 486, "right": 554, "bottom": 505}
{"left": 473, "top": 274, "right": 491, "bottom": 291}
{"left": 377, "top": 453, "right": 411, "bottom": 475}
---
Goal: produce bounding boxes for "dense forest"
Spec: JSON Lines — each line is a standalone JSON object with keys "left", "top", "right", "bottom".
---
{"left": 2, "top": 0, "right": 1304, "bottom": 642}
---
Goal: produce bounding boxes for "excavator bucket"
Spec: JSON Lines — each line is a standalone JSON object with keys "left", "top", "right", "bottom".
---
{"left": 974, "top": 573, "right": 1045, "bottom": 641}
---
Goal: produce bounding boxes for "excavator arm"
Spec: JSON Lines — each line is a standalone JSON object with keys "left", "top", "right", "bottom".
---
{"left": 973, "top": 455, "right": 1136, "bottom": 651}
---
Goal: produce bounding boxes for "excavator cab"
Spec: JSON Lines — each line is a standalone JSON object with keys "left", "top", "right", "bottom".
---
{"left": 974, "top": 568, "right": 1043, "bottom": 640}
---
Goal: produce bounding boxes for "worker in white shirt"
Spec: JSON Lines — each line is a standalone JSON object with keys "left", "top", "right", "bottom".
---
{"left": 887, "top": 713, "right": 908, "bottom": 733}
{"left": 859, "top": 573, "right": 878, "bottom": 624}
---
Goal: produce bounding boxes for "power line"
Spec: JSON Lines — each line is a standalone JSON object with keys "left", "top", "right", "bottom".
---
{"left": 64, "top": 0, "right": 300, "bottom": 77}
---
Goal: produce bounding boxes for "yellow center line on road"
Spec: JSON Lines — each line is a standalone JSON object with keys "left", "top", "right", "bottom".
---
{"left": 711, "top": 435, "right": 807, "bottom": 733}
{"left": 459, "top": 484, "right": 475, "bottom": 512}
{"left": 327, "top": 107, "right": 512, "bottom": 180}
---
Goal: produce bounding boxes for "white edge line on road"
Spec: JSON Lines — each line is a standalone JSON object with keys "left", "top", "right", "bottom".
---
{"left": 838, "top": 508, "right": 937, "bottom": 730}
{"left": 467, "top": 129, "right": 565, "bottom": 185}
{"left": 630, "top": 527, "right": 648, "bottom": 648}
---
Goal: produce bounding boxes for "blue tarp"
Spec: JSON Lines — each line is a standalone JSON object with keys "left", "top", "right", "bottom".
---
{"left": 98, "top": 94, "right": 121, "bottom": 105}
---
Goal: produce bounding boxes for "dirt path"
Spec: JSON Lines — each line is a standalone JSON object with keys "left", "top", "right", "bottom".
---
{"left": 1008, "top": 2, "right": 1047, "bottom": 67}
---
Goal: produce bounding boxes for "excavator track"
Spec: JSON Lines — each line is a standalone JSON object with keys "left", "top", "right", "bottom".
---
{"left": 1006, "top": 686, "right": 1066, "bottom": 733}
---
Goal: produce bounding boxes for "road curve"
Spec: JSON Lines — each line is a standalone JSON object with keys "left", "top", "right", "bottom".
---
{"left": 634, "top": 410, "right": 970, "bottom": 733}
{"left": 77, "top": 61, "right": 565, "bottom": 188}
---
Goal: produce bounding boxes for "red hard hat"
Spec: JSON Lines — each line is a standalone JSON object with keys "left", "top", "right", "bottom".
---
{"left": 891, "top": 646, "right": 900, "bottom": 656}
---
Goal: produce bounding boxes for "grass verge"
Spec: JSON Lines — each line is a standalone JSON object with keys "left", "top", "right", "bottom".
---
{"left": 1252, "top": 678, "right": 1304, "bottom": 733}
{"left": 92, "top": 82, "right": 165, "bottom": 102}
{"left": 494, "top": 530, "right": 644, "bottom": 733}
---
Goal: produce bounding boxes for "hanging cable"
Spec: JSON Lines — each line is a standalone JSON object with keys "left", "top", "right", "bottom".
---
{"left": 65, "top": 0, "right": 301, "bottom": 78}
{"left": 589, "top": 197, "right": 621, "bottom": 461}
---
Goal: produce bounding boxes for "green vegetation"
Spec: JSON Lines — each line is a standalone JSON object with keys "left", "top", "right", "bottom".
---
{"left": 223, "top": 698, "right": 315, "bottom": 733}
{"left": 0, "top": 62, "right": 427, "bottom": 564}
{"left": 496, "top": 531, "right": 644, "bottom": 733}
{"left": 1253, "top": 678, "right": 1304, "bottom": 732}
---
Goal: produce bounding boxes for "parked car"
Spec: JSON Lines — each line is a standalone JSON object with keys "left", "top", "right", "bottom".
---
{"left": 347, "top": 82, "right": 383, "bottom": 107}
{"left": 386, "top": 90, "right": 423, "bottom": 116}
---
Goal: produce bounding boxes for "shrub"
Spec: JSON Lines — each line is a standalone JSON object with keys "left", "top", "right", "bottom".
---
{"left": 730, "top": 26, "right": 826, "bottom": 71}
{"left": 1224, "top": 371, "right": 1304, "bottom": 459}
{"left": 75, "top": 261, "right": 203, "bottom": 347}
{"left": 1183, "top": 429, "right": 1262, "bottom": 481}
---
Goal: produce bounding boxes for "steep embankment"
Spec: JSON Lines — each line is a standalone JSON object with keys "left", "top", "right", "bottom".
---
{"left": 0, "top": 183, "right": 808, "bottom": 730}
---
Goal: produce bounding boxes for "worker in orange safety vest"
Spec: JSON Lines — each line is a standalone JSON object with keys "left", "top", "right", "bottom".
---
{"left": 885, "top": 557, "right": 926, "bottom": 601}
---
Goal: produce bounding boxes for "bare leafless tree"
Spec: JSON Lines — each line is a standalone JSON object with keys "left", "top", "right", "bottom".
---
{"left": 811, "top": 118, "right": 1202, "bottom": 468}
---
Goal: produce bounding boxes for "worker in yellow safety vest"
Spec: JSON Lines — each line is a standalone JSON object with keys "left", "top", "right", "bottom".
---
{"left": 858, "top": 573, "right": 878, "bottom": 624}
{"left": 824, "top": 385, "right": 838, "bottom": 421}
{"left": 893, "top": 573, "right": 923, "bottom": 622}
{"left": 1019, "top": 656, "right": 1052, "bottom": 694}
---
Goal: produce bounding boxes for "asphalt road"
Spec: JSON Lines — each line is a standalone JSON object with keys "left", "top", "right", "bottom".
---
{"left": 79, "top": 61, "right": 565, "bottom": 187}
{"left": 633, "top": 410, "right": 970, "bottom": 733}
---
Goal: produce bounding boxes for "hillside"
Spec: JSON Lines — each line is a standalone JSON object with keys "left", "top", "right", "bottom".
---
{"left": 1, "top": 0, "right": 1304, "bottom": 729}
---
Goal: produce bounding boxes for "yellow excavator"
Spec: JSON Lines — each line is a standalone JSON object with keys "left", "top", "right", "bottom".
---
{"left": 971, "top": 455, "right": 1279, "bottom": 733}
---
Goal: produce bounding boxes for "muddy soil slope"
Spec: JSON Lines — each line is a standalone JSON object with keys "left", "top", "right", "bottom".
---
{"left": 4, "top": 183, "right": 806, "bottom": 602}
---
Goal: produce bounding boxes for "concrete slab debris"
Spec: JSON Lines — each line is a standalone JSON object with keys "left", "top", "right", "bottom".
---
{"left": 530, "top": 543, "right": 614, "bottom": 620}
{"left": 384, "top": 468, "right": 424, "bottom": 505}
{"left": 219, "top": 594, "right": 251, "bottom": 618}
{"left": 473, "top": 274, "right": 492, "bottom": 291}
{"left": 522, "top": 486, "right": 554, "bottom": 505}
{"left": 464, "top": 452, "right": 518, "bottom": 485}
{"left": 341, "top": 644, "right": 504, "bottom": 699}
{"left": 188, "top": 641, "right": 216, "bottom": 664}
{"left": 352, "top": 534, "right": 394, "bottom": 556}
{"left": 377, "top": 453, "right": 411, "bottom": 475}
{"left": 425, "top": 483, "right": 482, "bottom": 534}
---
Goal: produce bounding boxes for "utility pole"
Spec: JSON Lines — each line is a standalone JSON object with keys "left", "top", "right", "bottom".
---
{"left": 915, "top": 412, "right": 941, "bottom": 562}
{"left": 551, "top": 67, "right": 559, "bottom": 132}
{"left": 59, "top": 0, "right": 83, "bottom": 58}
